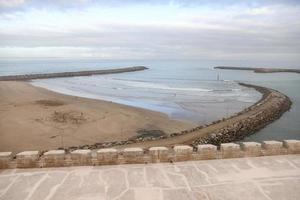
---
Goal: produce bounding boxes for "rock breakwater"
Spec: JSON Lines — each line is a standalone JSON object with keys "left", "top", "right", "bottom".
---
{"left": 191, "top": 83, "right": 292, "bottom": 146}
{"left": 0, "top": 66, "right": 148, "bottom": 81}
{"left": 215, "top": 66, "right": 300, "bottom": 74}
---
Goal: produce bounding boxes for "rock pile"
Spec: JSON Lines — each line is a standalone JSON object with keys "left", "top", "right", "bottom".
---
{"left": 192, "top": 85, "right": 292, "bottom": 147}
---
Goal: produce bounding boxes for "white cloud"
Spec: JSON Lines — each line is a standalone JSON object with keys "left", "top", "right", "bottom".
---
{"left": 0, "top": 46, "right": 97, "bottom": 58}
{"left": 0, "top": 1, "right": 299, "bottom": 65}
{"left": 0, "top": 0, "right": 26, "bottom": 8}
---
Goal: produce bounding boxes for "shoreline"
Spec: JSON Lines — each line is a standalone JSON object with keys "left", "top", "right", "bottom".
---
{"left": 214, "top": 66, "right": 300, "bottom": 74}
{"left": 0, "top": 81, "right": 194, "bottom": 153}
{"left": 0, "top": 71, "right": 292, "bottom": 152}
{"left": 78, "top": 82, "right": 291, "bottom": 150}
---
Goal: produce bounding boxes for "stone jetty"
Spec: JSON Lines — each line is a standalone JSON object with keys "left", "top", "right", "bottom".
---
{"left": 191, "top": 83, "right": 292, "bottom": 146}
{"left": 215, "top": 66, "right": 300, "bottom": 74}
{"left": 0, "top": 66, "right": 148, "bottom": 81}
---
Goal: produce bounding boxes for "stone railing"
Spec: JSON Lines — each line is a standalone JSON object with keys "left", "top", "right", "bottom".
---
{"left": 0, "top": 140, "right": 299, "bottom": 169}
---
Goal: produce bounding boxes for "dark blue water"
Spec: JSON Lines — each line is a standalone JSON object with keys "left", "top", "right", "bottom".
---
{"left": 0, "top": 59, "right": 299, "bottom": 141}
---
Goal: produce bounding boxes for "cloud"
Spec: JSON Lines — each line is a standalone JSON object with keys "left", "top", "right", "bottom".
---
{"left": 0, "top": 1, "right": 299, "bottom": 66}
{"left": 0, "top": 0, "right": 27, "bottom": 7}
{"left": 1, "top": 0, "right": 300, "bottom": 12}
{"left": 0, "top": 0, "right": 28, "bottom": 12}
{"left": 0, "top": 0, "right": 92, "bottom": 13}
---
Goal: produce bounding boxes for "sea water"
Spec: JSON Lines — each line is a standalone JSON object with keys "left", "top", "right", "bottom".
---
{"left": 0, "top": 59, "right": 299, "bottom": 141}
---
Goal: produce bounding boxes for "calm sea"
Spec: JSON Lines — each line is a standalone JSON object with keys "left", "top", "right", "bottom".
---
{"left": 0, "top": 59, "right": 299, "bottom": 141}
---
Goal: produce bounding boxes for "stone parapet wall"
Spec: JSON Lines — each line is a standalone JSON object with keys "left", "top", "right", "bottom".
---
{"left": 0, "top": 140, "right": 299, "bottom": 169}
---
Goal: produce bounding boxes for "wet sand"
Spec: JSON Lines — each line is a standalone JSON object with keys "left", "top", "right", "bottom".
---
{"left": 0, "top": 81, "right": 194, "bottom": 153}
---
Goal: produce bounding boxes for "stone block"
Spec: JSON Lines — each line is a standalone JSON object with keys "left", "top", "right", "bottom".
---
{"left": 196, "top": 144, "right": 217, "bottom": 160}
{"left": 97, "top": 148, "right": 118, "bottom": 165}
{"left": 16, "top": 151, "right": 39, "bottom": 168}
{"left": 283, "top": 140, "right": 300, "bottom": 154}
{"left": 123, "top": 148, "right": 144, "bottom": 164}
{"left": 262, "top": 141, "right": 283, "bottom": 156}
{"left": 240, "top": 142, "right": 262, "bottom": 157}
{"left": 43, "top": 150, "right": 65, "bottom": 167}
{"left": 173, "top": 145, "right": 193, "bottom": 161}
{"left": 0, "top": 152, "right": 12, "bottom": 169}
{"left": 71, "top": 149, "right": 92, "bottom": 166}
{"left": 149, "top": 147, "right": 169, "bottom": 163}
{"left": 220, "top": 143, "right": 241, "bottom": 158}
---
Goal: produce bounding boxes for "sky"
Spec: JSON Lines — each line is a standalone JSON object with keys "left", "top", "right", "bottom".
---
{"left": 0, "top": 0, "right": 300, "bottom": 66}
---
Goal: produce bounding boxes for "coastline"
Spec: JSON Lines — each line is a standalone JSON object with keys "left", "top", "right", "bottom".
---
{"left": 0, "top": 77, "right": 292, "bottom": 152}
{"left": 100, "top": 82, "right": 292, "bottom": 149}
{"left": 0, "top": 81, "right": 194, "bottom": 153}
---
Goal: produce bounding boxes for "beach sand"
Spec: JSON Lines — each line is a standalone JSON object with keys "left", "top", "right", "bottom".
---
{"left": 0, "top": 81, "right": 194, "bottom": 153}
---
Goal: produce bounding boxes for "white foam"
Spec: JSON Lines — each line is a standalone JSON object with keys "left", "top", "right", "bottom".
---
{"left": 108, "top": 78, "right": 213, "bottom": 92}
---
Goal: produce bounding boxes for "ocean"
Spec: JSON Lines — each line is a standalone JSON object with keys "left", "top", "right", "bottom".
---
{"left": 0, "top": 59, "right": 299, "bottom": 141}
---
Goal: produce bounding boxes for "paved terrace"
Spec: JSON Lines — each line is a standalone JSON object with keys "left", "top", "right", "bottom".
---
{"left": 0, "top": 154, "right": 299, "bottom": 200}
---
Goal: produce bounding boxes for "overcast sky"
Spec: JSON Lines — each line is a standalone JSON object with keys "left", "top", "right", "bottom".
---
{"left": 0, "top": 0, "right": 299, "bottom": 65}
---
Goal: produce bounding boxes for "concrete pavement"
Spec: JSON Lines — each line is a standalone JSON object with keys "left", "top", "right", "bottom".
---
{"left": 0, "top": 154, "right": 299, "bottom": 200}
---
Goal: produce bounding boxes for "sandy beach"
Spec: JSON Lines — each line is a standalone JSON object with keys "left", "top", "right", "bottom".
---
{"left": 0, "top": 78, "right": 292, "bottom": 153}
{"left": 0, "top": 81, "right": 194, "bottom": 153}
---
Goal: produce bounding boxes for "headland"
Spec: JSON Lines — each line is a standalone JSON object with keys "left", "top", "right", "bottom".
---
{"left": 215, "top": 66, "right": 300, "bottom": 74}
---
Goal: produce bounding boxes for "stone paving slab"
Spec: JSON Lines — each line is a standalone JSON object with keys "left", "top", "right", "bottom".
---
{"left": 0, "top": 155, "right": 299, "bottom": 200}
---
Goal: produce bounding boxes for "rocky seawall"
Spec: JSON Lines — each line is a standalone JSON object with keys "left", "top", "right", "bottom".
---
{"left": 0, "top": 66, "right": 148, "bottom": 81}
{"left": 215, "top": 66, "right": 300, "bottom": 74}
{"left": 191, "top": 83, "right": 292, "bottom": 146}
{"left": 60, "top": 82, "right": 292, "bottom": 151}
